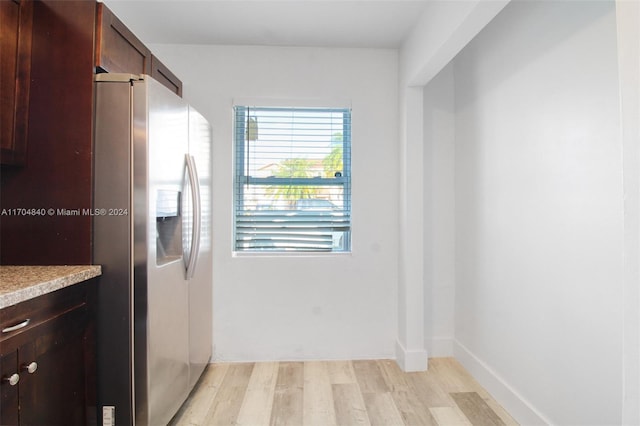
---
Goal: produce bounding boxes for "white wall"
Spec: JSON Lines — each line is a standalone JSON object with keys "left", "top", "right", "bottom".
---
{"left": 422, "top": 64, "right": 456, "bottom": 357}
{"left": 616, "top": 0, "right": 640, "bottom": 422}
{"left": 149, "top": 44, "right": 399, "bottom": 362}
{"left": 452, "top": 1, "right": 623, "bottom": 424}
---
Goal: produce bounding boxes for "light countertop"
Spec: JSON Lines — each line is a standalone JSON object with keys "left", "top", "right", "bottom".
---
{"left": 0, "top": 265, "right": 101, "bottom": 309}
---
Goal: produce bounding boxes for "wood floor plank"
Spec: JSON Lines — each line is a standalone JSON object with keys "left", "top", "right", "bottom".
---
{"left": 170, "top": 358, "right": 518, "bottom": 426}
{"left": 236, "top": 362, "right": 279, "bottom": 426}
{"left": 405, "top": 370, "right": 451, "bottom": 408}
{"left": 169, "top": 363, "right": 230, "bottom": 426}
{"left": 451, "top": 392, "right": 506, "bottom": 426}
{"left": 270, "top": 362, "right": 304, "bottom": 426}
{"left": 389, "top": 388, "right": 438, "bottom": 426}
{"left": 366, "top": 360, "right": 436, "bottom": 426}
{"left": 201, "top": 362, "right": 254, "bottom": 426}
{"left": 332, "top": 383, "right": 371, "bottom": 426}
{"left": 377, "top": 359, "right": 411, "bottom": 392}
{"left": 303, "top": 361, "right": 337, "bottom": 426}
{"left": 484, "top": 399, "right": 519, "bottom": 426}
{"left": 353, "top": 360, "right": 390, "bottom": 393}
{"left": 327, "top": 360, "right": 357, "bottom": 384}
{"left": 362, "top": 392, "right": 405, "bottom": 426}
{"left": 376, "top": 360, "right": 438, "bottom": 425}
{"left": 430, "top": 406, "right": 473, "bottom": 426}
{"left": 428, "top": 358, "right": 475, "bottom": 393}
{"left": 439, "top": 359, "right": 519, "bottom": 425}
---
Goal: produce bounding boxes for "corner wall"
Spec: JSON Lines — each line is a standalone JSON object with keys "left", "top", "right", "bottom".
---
{"left": 453, "top": 1, "right": 623, "bottom": 424}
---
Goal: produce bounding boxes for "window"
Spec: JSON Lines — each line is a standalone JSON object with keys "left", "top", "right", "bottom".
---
{"left": 234, "top": 105, "right": 351, "bottom": 253}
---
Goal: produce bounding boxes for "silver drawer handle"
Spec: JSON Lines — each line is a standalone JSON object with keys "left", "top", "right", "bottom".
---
{"left": 22, "top": 362, "right": 38, "bottom": 374}
{"left": 3, "top": 373, "right": 19, "bottom": 386}
{"left": 2, "top": 318, "right": 30, "bottom": 333}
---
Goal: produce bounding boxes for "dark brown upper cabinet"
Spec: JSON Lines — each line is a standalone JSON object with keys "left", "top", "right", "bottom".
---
{"left": 95, "top": 3, "right": 151, "bottom": 75}
{"left": 1, "top": 0, "right": 96, "bottom": 265}
{"left": 151, "top": 54, "right": 183, "bottom": 97}
{"left": 1, "top": 0, "right": 33, "bottom": 166}
{"left": 95, "top": 3, "right": 182, "bottom": 97}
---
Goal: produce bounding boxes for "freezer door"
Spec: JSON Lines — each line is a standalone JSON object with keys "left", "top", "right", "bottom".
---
{"left": 187, "top": 106, "right": 213, "bottom": 389}
{"left": 133, "top": 77, "right": 190, "bottom": 426}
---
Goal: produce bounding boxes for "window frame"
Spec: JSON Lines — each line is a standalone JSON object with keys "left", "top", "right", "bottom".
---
{"left": 233, "top": 104, "right": 352, "bottom": 254}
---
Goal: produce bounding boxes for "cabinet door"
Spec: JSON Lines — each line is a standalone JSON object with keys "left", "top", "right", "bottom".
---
{"left": 18, "top": 306, "right": 89, "bottom": 425}
{"left": 95, "top": 2, "right": 151, "bottom": 75}
{"left": 1, "top": 0, "right": 95, "bottom": 265}
{"left": 151, "top": 54, "right": 183, "bottom": 97}
{"left": 0, "top": 0, "right": 33, "bottom": 166}
{"left": 0, "top": 351, "right": 19, "bottom": 425}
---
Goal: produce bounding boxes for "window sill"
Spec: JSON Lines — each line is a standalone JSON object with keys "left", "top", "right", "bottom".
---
{"left": 232, "top": 251, "right": 352, "bottom": 259}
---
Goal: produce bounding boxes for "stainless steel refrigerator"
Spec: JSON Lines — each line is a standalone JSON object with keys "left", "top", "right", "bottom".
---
{"left": 93, "top": 73, "right": 212, "bottom": 426}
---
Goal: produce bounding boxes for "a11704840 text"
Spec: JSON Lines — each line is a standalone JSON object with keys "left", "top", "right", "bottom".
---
{"left": 1, "top": 208, "right": 129, "bottom": 217}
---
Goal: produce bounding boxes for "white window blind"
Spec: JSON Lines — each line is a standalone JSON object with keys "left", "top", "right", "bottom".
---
{"left": 234, "top": 105, "right": 351, "bottom": 252}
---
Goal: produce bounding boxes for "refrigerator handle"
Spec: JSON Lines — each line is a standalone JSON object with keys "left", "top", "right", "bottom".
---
{"left": 185, "top": 154, "right": 202, "bottom": 280}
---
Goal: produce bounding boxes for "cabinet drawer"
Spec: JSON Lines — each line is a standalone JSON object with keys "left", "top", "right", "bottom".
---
{"left": 0, "top": 282, "right": 89, "bottom": 348}
{"left": 95, "top": 3, "right": 151, "bottom": 75}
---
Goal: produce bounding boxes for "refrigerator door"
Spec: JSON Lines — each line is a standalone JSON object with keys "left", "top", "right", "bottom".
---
{"left": 187, "top": 106, "right": 213, "bottom": 389}
{"left": 133, "top": 77, "right": 190, "bottom": 426}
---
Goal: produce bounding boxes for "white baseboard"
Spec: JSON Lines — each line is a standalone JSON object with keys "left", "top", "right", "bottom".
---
{"left": 453, "top": 340, "right": 551, "bottom": 425}
{"left": 395, "top": 340, "right": 428, "bottom": 372}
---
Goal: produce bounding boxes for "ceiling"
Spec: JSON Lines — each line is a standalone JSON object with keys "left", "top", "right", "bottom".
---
{"left": 102, "top": 0, "right": 431, "bottom": 48}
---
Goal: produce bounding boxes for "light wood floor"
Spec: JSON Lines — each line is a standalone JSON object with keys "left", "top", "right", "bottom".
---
{"left": 170, "top": 358, "right": 518, "bottom": 426}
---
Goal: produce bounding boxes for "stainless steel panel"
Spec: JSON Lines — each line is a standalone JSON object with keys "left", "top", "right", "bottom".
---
{"left": 187, "top": 106, "right": 213, "bottom": 389}
{"left": 133, "top": 77, "right": 190, "bottom": 426}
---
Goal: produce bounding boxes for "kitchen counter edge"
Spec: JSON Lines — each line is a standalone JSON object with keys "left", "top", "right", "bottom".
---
{"left": 0, "top": 265, "right": 102, "bottom": 309}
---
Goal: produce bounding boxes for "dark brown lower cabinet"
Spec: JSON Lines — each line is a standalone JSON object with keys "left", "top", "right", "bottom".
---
{"left": 0, "top": 281, "right": 96, "bottom": 425}
{"left": 0, "top": 351, "right": 19, "bottom": 424}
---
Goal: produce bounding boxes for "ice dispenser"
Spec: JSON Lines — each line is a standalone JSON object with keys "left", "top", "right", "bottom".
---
{"left": 156, "top": 189, "right": 182, "bottom": 264}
